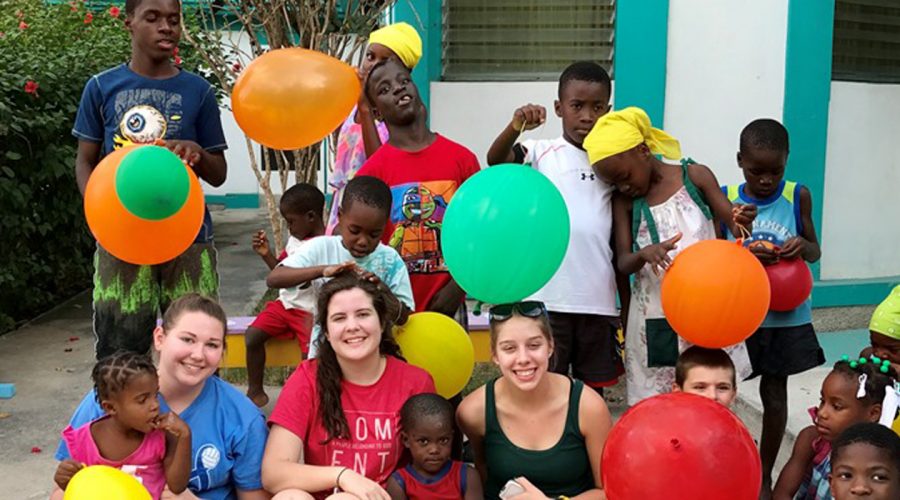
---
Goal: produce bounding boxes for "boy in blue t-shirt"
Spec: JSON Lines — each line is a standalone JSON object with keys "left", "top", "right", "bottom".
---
{"left": 73, "top": 0, "right": 228, "bottom": 359}
{"left": 722, "top": 118, "right": 825, "bottom": 497}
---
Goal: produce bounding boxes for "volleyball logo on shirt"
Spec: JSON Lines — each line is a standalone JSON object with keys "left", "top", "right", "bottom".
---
{"left": 188, "top": 443, "right": 221, "bottom": 492}
{"left": 115, "top": 104, "right": 167, "bottom": 147}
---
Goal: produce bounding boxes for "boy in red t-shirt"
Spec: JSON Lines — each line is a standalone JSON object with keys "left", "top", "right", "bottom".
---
{"left": 357, "top": 59, "right": 480, "bottom": 318}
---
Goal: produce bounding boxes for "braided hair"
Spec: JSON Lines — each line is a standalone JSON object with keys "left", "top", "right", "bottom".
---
{"left": 92, "top": 350, "right": 157, "bottom": 403}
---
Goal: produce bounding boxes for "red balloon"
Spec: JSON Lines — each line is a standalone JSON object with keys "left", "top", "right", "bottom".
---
{"left": 602, "top": 392, "right": 761, "bottom": 500}
{"left": 661, "top": 240, "right": 770, "bottom": 348}
{"left": 766, "top": 258, "right": 813, "bottom": 311}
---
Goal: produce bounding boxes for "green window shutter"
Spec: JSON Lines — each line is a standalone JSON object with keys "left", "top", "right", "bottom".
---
{"left": 833, "top": 0, "right": 900, "bottom": 83}
{"left": 443, "top": 0, "right": 615, "bottom": 81}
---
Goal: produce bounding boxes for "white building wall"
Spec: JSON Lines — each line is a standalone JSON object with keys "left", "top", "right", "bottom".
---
{"left": 663, "top": 0, "right": 788, "bottom": 188}
{"left": 430, "top": 82, "right": 615, "bottom": 165}
{"left": 820, "top": 82, "right": 900, "bottom": 280}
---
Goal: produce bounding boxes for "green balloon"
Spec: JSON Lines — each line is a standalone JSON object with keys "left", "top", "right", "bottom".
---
{"left": 442, "top": 164, "right": 570, "bottom": 304}
{"left": 115, "top": 145, "right": 190, "bottom": 220}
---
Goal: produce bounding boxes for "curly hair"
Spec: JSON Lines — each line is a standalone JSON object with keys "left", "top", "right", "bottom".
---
{"left": 312, "top": 271, "right": 404, "bottom": 442}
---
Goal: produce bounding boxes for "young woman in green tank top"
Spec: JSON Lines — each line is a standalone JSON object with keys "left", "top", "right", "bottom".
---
{"left": 457, "top": 302, "right": 613, "bottom": 499}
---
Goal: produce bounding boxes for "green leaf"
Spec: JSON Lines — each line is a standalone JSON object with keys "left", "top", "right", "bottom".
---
{"left": 5, "top": 151, "right": 22, "bottom": 160}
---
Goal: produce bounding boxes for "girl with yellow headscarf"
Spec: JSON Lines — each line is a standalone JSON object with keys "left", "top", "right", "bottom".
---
{"left": 326, "top": 22, "right": 423, "bottom": 234}
{"left": 583, "top": 107, "right": 757, "bottom": 405}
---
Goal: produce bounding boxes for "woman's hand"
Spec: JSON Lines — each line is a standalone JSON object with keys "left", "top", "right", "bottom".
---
{"left": 161, "top": 486, "right": 201, "bottom": 499}
{"left": 338, "top": 469, "right": 390, "bottom": 500}
{"left": 511, "top": 477, "right": 551, "bottom": 499}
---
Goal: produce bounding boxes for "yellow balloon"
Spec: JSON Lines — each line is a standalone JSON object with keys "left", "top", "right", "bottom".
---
{"left": 395, "top": 312, "right": 475, "bottom": 398}
{"left": 64, "top": 465, "right": 152, "bottom": 500}
{"left": 232, "top": 48, "right": 360, "bottom": 150}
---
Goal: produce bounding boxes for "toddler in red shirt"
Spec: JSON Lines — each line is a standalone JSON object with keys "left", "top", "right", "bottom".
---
{"left": 387, "top": 394, "right": 482, "bottom": 500}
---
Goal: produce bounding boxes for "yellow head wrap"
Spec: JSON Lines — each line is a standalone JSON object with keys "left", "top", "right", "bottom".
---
{"left": 368, "top": 22, "right": 422, "bottom": 69}
{"left": 583, "top": 106, "right": 682, "bottom": 166}
{"left": 870, "top": 285, "right": 900, "bottom": 340}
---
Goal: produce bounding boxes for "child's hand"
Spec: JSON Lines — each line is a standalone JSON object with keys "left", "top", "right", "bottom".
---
{"left": 154, "top": 412, "right": 191, "bottom": 439}
{"left": 779, "top": 236, "right": 808, "bottom": 260}
{"left": 732, "top": 203, "right": 757, "bottom": 227}
{"left": 357, "top": 68, "right": 372, "bottom": 110}
{"left": 324, "top": 260, "right": 360, "bottom": 277}
{"left": 637, "top": 233, "right": 682, "bottom": 276}
{"left": 358, "top": 270, "right": 382, "bottom": 286}
{"left": 252, "top": 230, "right": 270, "bottom": 257}
{"left": 54, "top": 459, "right": 84, "bottom": 490}
{"left": 749, "top": 241, "right": 780, "bottom": 265}
{"left": 157, "top": 139, "right": 203, "bottom": 166}
{"left": 511, "top": 104, "right": 546, "bottom": 132}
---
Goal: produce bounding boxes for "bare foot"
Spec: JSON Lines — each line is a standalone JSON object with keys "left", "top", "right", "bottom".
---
{"left": 247, "top": 389, "right": 269, "bottom": 408}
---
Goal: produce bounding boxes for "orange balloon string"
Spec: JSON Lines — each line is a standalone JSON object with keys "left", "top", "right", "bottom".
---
{"left": 735, "top": 223, "right": 751, "bottom": 246}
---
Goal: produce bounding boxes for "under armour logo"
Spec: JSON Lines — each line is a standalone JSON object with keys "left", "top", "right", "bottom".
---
{"left": 581, "top": 172, "right": 596, "bottom": 181}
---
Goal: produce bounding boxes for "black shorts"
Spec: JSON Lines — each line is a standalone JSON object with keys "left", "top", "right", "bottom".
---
{"left": 547, "top": 312, "right": 623, "bottom": 385}
{"left": 744, "top": 323, "right": 825, "bottom": 379}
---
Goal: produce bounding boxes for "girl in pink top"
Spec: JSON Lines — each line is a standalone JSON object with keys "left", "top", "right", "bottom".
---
{"left": 263, "top": 272, "right": 435, "bottom": 499}
{"left": 53, "top": 351, "right": 192, "bottom": 500}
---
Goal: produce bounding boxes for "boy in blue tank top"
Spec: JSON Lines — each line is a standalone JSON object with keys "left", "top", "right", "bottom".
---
{"left": 722, "top": 119, "right": 825, "bottom": 498}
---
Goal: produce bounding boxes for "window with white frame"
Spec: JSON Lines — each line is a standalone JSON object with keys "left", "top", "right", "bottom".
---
{"left": 442, "top": 0, "right": 615, "bottom": 81}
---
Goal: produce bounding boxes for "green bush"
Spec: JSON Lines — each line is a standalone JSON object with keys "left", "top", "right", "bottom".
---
{"left": 0, "top": 0, "right": 215, "bottom": 333}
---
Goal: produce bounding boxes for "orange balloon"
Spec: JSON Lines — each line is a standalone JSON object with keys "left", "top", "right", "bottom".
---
{"left": 232, "top": 48, "right": 361, "bottom": 150}
{"left": 661, "top": 239, "right": 770, "bottom": 348}
{"left": 84, "top": 146, "right": 205, "bottom": 265}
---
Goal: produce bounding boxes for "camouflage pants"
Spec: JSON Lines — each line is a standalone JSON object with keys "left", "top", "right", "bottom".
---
{"left": 92, "top": 243, "right": 219, "bottom": 359}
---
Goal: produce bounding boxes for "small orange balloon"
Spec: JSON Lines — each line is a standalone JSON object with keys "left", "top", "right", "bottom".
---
{"left": 84, "top": 146, "right": 205, "bottom": 265}
{"left": 661, "top": 239, "right": 770, "bottom": 348}
{"left": 232, "top": 48, "right": 361, "bottom": 150}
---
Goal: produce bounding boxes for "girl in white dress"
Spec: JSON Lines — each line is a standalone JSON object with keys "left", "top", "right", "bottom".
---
{"left": 584, "top": 107, "right": 757, "bottom": 405}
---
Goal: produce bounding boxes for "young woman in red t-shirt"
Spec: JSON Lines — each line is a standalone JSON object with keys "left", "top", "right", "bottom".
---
{"left": 262, "top": 272, "right": 435, "bottom": 499}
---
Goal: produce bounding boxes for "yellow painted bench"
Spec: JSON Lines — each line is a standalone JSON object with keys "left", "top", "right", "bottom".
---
{"left": 221, "top": 314, "right": 493, "bottom": 368}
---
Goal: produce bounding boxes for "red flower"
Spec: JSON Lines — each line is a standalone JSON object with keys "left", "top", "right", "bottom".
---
{"left": 84, "top": 12, "right": 93, "bottom": 24}
{"left": 232, "top": 62, "right": 242, "bottom": 73}
{"left": 24, "top": 80, "right": 39, "bottom": 95}
{"left": 109, "top": 6, "right": 121, "bottom": 18}
{"left": 18, "top": 21, "right": 28, "bottom": 30}
{"left": 173, "top": 46, "right": 182, "bottom": 65}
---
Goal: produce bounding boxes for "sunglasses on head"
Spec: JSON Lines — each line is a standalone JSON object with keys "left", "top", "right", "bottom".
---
{"left": 488, "top": 301, "right": 547, "bottom": 322}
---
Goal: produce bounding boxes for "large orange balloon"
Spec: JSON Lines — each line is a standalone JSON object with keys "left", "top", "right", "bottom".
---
{"left": 232, "top": 48, "right": 360, "bottom": 150}
{"left": 661, "top": 239, "right": 770, "bottom": 348}
{"left": 84, "top": 146, "right": 205, "bottom": 265}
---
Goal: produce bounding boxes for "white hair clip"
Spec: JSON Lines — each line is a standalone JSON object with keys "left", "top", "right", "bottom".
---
{"left": 879, "top": 383, "right": 900, "bottom": 427}
{"left": 857, "top": 373, "right": 868, "bottom": 399}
